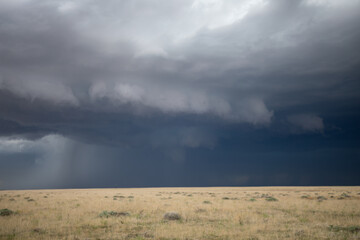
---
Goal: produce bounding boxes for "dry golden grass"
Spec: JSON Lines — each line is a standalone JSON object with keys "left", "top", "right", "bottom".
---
{"left": 1, "top": 187, "right": 360, "bottom": 239}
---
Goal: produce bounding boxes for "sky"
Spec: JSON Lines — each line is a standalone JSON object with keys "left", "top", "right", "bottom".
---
{"left": 0, "top": 0, "right": 360, "bottom": 189}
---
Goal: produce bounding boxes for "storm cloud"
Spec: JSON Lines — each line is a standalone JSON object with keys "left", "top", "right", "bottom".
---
{"left": 0, "top": 0, "right": 360, "bottom": 189}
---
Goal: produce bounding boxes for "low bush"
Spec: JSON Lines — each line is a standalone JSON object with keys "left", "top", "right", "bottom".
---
{"left": 328, "top": 225, "right": 360, "bottom": 233}
{"left": 317, "top": 196, "right": 327, "bottom": 201}
{"left": 99, "top": 211, "right": 130, "bottom": 218}
{"left": 265, "top": 197, "right": 278, "bottom": 202}
{"left": 163, "top": 212, "right": 181, "bottom": 221}
{"left": 0, "top": 209, "right": 14, "bottom": 216}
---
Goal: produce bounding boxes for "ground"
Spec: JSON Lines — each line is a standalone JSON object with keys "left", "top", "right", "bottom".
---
{"left": 1, "top": 187, "right": 360, "bottom": 239}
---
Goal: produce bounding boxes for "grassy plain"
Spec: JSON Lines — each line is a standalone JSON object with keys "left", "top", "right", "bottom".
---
{"left": 1, "top": 187, "right": 360, "bottom": 239}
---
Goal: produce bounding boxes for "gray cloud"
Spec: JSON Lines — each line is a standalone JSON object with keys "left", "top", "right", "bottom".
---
{"left": 0, "top": 0, "right": 358, "bottom": 139}
{"left": 0, "top": 1, "right": 357, "bottom": 106}
{"left": 287, "top": 114, "right": 324, "bottom": 132}
{"left": 0, "top": 0, "right": 359, "bottom": 188}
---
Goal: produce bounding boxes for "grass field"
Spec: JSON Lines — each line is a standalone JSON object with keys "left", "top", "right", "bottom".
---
{"left": 1, "top": 187, "right": 360, "bottom": 239}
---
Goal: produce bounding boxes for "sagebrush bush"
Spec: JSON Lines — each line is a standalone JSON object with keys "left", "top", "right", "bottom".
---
{"left": 163, "top": 212, "right": 181, "bottom": 221}
{"left": 99, "top": 211, "right": 130, "bottom": 218}
{"left": 328, "top": 225, "right": 360, "bottom": 233}
{"left": 317, "top": 196, "right": 327, "bottom": 201}
{"left": 265, "top": 197, "right": 278, "bottom": 202}
{"left": 0, "top": 209, "right": 14, "bottom": 216}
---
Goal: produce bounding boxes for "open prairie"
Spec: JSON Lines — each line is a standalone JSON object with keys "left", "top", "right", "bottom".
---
{"left": 1, "top": 187, "right": 360, "bottom": 240}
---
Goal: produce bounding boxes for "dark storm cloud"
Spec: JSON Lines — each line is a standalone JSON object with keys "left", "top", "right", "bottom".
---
{"left": 0, "top": 0, "right": 360, "bottom": 189}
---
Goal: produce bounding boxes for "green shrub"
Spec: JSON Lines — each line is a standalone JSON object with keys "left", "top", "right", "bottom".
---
{"left": 0, "top": 209, "right": 14, "bottom": 216}
{"left": 328, "top": 225, "right": 360, "bottom": 233}
{"left": 317, "top": 196, "right": 327, "bottom": 201}
{"left": 340, "top": 193, "right": 351, "bottom": 198}
{"left": 265, "top": 197, "right": 278, "bottom": 202}
{"left": 99, "top": 211, "right": 130, "bottom": 218}
{"left": 163, "top": 212, "right": 181, "bottom": 221}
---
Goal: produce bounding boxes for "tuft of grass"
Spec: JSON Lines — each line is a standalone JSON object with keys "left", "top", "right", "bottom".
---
{"left": 238, "top": 216, "right": 245, "bottom": 226}
{"left": 203, "top": 200, "right": 211, "bottom": 204}
{"left": 32, "top": 228, "right": 46, "bottom": 234}
{"left": 249, "top": 198, "right": 256, "bottom": 202}
{"left": 3, "top": 233, "right": 16, "bottom": 240}
{"left": 0, "top": 208, "right": 14, "bottom": 216}
{"left": 99, "top": 211, "right": 130, "bottom": 218}
{"left": 340, "top": 193, "right": 351, "bottom": 198}
{"left": 222, "top": 197, "right": 230, "bottom": 200}
{"left": 163, "top": 212, "right": 181, "bottom": 221}
{"left": 317, "top": 196, "right": 327, "bottom": 201}
{"left": 328, "top": 225, "right": 360, "bottom": 233}
{"left": 265, "top": 197, "right": 278, "bottom": 202}
{"left": 195, "top": 208, "right": 206, "bottom": 213}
